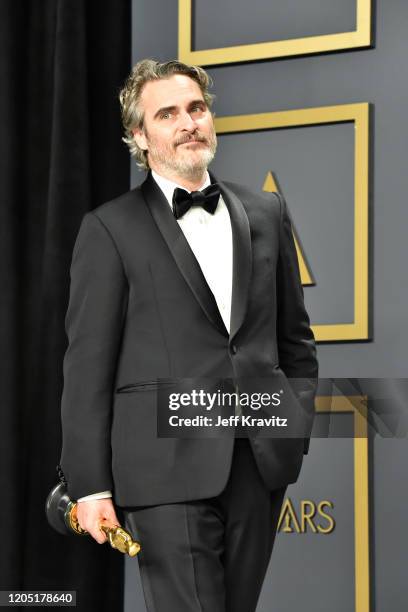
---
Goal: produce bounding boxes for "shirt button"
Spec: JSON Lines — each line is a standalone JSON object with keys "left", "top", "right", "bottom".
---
{"left": 230, "top": 344, "right": 238, "bottom": 355}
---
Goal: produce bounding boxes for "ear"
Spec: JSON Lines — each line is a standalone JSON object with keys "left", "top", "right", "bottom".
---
{"left": 132, "top": 127, "right": 148, "bottom": 151}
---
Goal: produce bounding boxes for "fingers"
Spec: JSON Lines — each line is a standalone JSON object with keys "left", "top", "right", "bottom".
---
{"left": 89, "top": 523, "right": 108, "bottom": 545}
{"left": 76, "top": 499, "right": 121, "bottom": 544}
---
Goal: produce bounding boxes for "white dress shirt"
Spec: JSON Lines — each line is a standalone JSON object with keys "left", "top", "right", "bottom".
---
{"left": 77, "top": 169, "right": 234, "bottom": 502}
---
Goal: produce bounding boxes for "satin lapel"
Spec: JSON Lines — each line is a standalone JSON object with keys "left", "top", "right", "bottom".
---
{"left": 141, "top": 173, "right": 229, "bottom": 337}
{"left": 217, "top": 180, "right": 252, "bottom": 342}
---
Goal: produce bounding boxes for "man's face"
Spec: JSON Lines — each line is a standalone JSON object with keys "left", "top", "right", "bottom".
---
{"left": 133, "top": 74, "right": 217, "bottom": 181}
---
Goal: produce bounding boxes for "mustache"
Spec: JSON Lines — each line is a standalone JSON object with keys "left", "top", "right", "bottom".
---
{"left": 174, "top": 132, "right": 209, "bottom": 146}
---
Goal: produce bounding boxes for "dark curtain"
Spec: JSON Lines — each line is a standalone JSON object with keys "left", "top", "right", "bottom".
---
{"left": 0, "top": 1, "right": 131, "bottom": 609}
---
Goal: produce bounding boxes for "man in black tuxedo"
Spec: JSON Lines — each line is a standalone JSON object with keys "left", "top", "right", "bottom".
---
{"left": 60, "top": 59, "right": 318, "bottom": 612}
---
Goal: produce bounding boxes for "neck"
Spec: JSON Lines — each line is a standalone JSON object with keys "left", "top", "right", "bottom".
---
{"left": 150, "top": 166, "right": 207, "bottom": 191}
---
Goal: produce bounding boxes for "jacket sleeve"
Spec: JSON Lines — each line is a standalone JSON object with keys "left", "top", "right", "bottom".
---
{"left": 275, "top": 192, "right": 319, "bottom": 454}
{"left": 60, "top": 212, "right": 128, "bottom": 499}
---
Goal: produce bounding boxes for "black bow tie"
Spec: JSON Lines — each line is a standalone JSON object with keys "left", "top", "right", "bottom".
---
{"left": 172, "top": 184, "right": 221, "bottom": 220}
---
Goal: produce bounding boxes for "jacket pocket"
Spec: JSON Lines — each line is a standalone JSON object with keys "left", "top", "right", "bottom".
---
{"left": 116, "top": 379, "right": 176, "bottom": 393}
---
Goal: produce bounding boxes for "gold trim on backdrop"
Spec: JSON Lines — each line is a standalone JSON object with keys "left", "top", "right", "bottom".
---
{"left": 178, "top": 0, "right": 372, "bottom": 66}
{"left": 315, "top": 396, "right": 370, "bottom": 612}
{"left": 214, "top": 102, "right": 370, "bottom": 342}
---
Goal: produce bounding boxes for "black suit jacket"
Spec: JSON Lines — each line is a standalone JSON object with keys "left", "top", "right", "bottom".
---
{"left": 60, "top": 172, "right": 318, "bottom": 506}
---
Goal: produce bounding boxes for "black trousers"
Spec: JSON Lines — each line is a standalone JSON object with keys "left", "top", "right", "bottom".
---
{"left": 122, "top": 439, "right": 286, "bottom": 612}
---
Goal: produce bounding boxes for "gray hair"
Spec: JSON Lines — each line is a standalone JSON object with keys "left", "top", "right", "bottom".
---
{"left": 119, "top": 59, "right": 215, "bottom": 170}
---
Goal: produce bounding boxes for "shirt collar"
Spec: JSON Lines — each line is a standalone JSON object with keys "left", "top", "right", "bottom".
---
{"left": 151, "top": 170, "right": 211, "bottom": 209}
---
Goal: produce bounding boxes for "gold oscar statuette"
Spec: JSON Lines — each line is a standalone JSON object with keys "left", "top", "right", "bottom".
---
{"left": 69, "top": 503, "right": 141, "bottom": 557}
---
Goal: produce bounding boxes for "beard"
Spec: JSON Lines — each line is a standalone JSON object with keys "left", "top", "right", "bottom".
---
{"left": 145, "top": 128, "right": 217, "bottom": 181}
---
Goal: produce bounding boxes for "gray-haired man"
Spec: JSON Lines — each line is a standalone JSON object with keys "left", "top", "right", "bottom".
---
{"left": 60, "top": 59, "right": 318, "bottom": 611}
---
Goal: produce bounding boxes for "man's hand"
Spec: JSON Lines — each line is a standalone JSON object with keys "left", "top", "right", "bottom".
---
{"left": 76, "top": 498, "right": 120, "bottom": 544}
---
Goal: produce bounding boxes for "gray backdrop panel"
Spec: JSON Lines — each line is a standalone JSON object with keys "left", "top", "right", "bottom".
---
{"left": 125, "top": 1, "right": 408, "bottom": 610}
{"left": 194, "top": 0, "right": 356, "bottom": 49}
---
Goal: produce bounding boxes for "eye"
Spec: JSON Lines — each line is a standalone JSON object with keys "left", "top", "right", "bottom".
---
{"left": 191, "top": 104, "right": 205, "bottom": 115}
{"left": 160, "top": 111, "right": 172, "bottom": 120}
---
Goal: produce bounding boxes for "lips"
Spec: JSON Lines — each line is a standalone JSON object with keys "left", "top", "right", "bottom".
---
{"left": 176, "top": 137, "right": 207, "bottom": 146}
{"left": 181, "top": 139, "right": 202, "bottom": 143}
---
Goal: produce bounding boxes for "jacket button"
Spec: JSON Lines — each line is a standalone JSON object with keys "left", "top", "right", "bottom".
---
{"left": 230, "top": 344, "right": 238, "bottom": 355}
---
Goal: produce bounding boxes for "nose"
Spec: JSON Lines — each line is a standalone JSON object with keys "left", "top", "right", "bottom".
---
{"left": 179, "top": 110, "right": 197, "bottom": 132}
